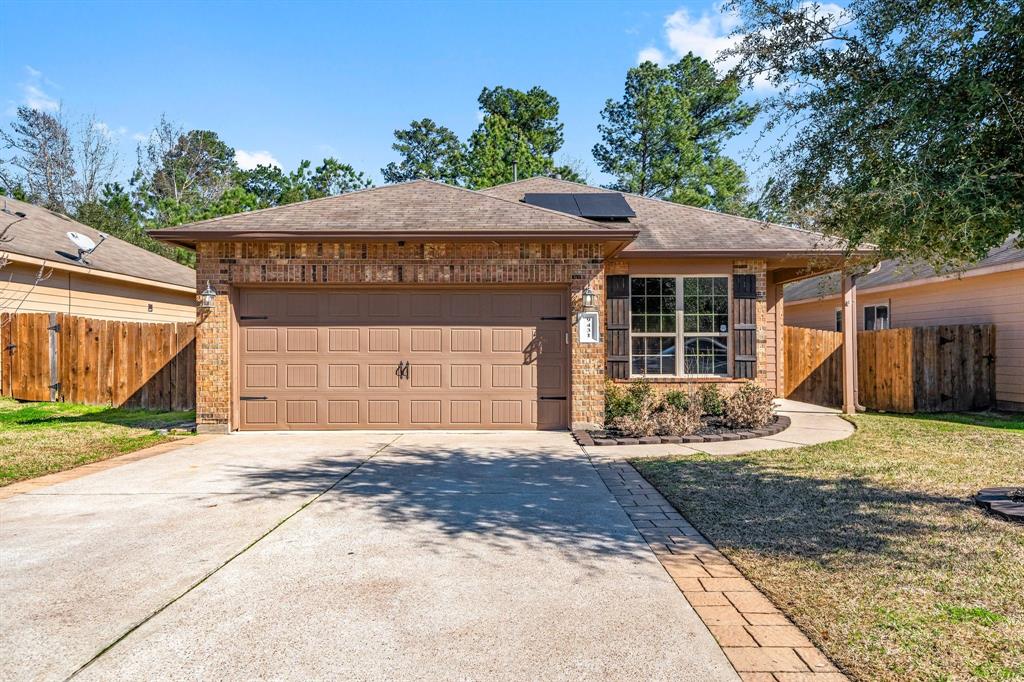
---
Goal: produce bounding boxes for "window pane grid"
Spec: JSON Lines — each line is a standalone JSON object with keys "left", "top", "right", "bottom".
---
{"left": 629, "top": 275, "right": 729, "bottom": 378}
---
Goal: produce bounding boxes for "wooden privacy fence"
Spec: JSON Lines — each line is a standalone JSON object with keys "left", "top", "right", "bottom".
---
{"left": 1, "top": 312, "right": 195, "bottom": 410}
{"left": 785, "top": 324, "right": 996, "bottom": 413}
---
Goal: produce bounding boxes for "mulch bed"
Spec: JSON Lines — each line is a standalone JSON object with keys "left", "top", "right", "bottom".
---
{"left": 573, "top": 414, "right": 791, "bottom": 447}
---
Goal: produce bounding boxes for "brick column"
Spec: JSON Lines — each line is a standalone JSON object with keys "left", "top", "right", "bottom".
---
{"left": 570, "top": 259, "right": 606, "bottom": 430}
{"left": 195, "top": 243, "right": 232, "bottom": 433}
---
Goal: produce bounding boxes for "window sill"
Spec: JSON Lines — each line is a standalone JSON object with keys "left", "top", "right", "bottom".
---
{"left": 615, "top": 376, "right": 746, "bottom": 384}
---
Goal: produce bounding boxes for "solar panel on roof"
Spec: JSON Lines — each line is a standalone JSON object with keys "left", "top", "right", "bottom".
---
{"left": 522, "top": 193, "right": 581, "bottom": 215}
{"left": 574, "top": 193, "right": 635, "bottom": 219}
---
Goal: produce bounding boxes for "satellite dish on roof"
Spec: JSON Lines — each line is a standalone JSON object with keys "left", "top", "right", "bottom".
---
{"left": 65, "top": 231, "right": 107, "bottom": 263}
{"left": 67, "top": 231, "right": 96, "bottom": 252}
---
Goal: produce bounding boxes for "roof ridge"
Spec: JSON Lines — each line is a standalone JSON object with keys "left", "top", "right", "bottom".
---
{"left": 484, "top": 176, "right": 842, "bottom": 241}
{"left": 150, "top": 180, "right": 419, "bottom": 232}
{"left": 428, "top": 179, "right": 624, "bottom": 230}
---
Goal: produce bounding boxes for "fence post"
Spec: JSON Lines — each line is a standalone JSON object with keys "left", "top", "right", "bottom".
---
{"left": 48, "top": 312, "right": 59, "bottom": 402}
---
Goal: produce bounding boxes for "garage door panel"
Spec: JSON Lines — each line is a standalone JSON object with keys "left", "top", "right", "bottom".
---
{"left": 245, "top": 328, "right": 278, "bottom": 353}
{"left": 328, "top": 328, "right": 360, "bottom": 352}
{"left": 491, "top": 400, "right": 524, "bottom": 425}
{"left": 368, "top": 400, "right": 400, "bottom": 424}
{"left": 368, "top": 328, "right": 400, "bottom": 352}
{"left": 328, "top": 364, "right": 359, "bottom": 388}
{"left": 491, "top": 329, "right": 523, "bottom": 353}
{"left": 245, "top": 364, "right": 278, "bottom": 388}
{"left": 285, "top": 293, "right": 319, "bottom": 318}
{"left": 451, "top": 364, "right": 482, "bottom": 388}
{"left": 410, "top": 364, "right": 442, "bottom": 388}
{"left": 327, "top": 293, "right": 361, "bottom": 317}
{"left": 409, "top": 294, "right": 442, "bottom": 318}
{"left": 238, "top": 288, "right": 568, "bottom": 430}
{"left": 410, "top": 328, "right": 442, "bottom": 352}
{"left": 242, "top": 400, "right": 278, "bottom": 426}
{"left": 451, "top": 329, "right": 482, "bottom": 352}
{"left": 286, "top": 400, "right": 318, "bottom": 424}
{"left": 368, "top": 365, "right": 400, "bottom": 388}
{"left": 286, "top": 328, "right": 318, "bottom": 352}
{"left": 492, "top": 365, "right": 524, "bottom": 388}
{"left": 328, "top": 400, "right": 359, "bottom": 424}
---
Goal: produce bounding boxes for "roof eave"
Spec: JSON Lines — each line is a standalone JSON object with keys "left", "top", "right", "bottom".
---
{"left": 149, "top": 227, "right": 639, "bottom": 247}
{"left": 618, "top": 248, "right": 870, "bottom": 258}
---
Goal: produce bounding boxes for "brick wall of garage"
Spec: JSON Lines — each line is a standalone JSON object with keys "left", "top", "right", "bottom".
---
{"left": 194, "top": 241, "right": 607, "bottom": 432}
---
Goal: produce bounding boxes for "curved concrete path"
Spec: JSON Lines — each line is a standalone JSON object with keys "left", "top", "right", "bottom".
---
{"left": 1, "top": 431, "right": 737, "bottom": 681}
{"left": 584, "top": 399, "right": 855, "bottom": 460}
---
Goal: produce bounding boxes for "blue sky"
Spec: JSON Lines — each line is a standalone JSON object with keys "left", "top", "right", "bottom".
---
{"left": 2, "top": 0, "right": 769, "bottom": 188}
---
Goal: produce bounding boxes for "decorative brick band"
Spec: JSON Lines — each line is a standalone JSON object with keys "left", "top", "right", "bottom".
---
{"left": 574, "top": 415, "right": 791, "bottom": 447}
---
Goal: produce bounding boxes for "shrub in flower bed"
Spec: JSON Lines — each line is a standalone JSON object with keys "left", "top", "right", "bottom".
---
{"left": 723, "top": 382, "right": 776, "bottom": 429}
{"left": 595, "top": 380, "right": 779, "bottom": 441}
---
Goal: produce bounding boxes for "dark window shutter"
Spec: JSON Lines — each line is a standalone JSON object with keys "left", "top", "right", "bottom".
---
{"left": 605, "top": 275, "right": 630, "bottom": 380}
{"left": 733, "top": 274, "right": 756, "bottom": 299}
{"left": 607, "top": 274, "right": 629, "bottom": 299}
{"left": 732, "top": 275, "right": 757, "bottom": 379}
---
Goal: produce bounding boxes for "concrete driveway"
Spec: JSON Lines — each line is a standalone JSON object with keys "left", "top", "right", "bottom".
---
{"left": 1, "top": 432, "right": 736, "bottom": 681}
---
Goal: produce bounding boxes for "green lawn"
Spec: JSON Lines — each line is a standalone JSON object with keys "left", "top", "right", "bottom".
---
{"left": 0, "top": 398, "right": 194, "bottom": 486}
{"left": 632, "top": 412, "right": 1024, "bottom": 682}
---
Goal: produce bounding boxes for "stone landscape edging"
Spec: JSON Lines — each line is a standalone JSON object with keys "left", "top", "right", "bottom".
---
{"left": 574, "top": 415, "right": 792, "bottom": 447}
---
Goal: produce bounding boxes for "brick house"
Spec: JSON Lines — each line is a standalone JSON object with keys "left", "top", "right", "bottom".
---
{"left": 153, "top": 177, "right": 862, "bottom": 433}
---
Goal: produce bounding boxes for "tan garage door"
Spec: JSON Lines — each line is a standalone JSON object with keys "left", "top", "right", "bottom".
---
{"left": 236, "top": 288, "right": 569, "bottom": 430}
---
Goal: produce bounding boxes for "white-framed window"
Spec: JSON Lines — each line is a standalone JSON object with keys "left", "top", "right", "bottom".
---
{"left": 834, "top": 307, "right": 843, "bottom": 332}
{"left": 864, "top": 303, "right": 890, "bottom": 330}
{"left": 629, "top": 275, "right": 730, "bottom": 377}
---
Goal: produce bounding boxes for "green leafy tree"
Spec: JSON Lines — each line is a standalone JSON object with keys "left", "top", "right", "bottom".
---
{"left": 466, "top": 86, "right": 580, "bottom": 188}
{"left": 75, "top": 183, "right": 194, "bottom": 265}
{"left": 723, "top": 0, "right": 1024, "bottom": 265}
{"left": 133, "top": 116, "right": 239, "bottom": 225}
{"left": 593, "top": 56, "right": 758, "bottom": 214}
{"left": 382, "top": 118, "right": 465, "bottom": 184}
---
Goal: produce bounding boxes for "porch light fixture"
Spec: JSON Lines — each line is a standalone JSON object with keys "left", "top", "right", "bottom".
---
{"left": 582, "top": 286, "right": 596, "bottom": 310}
{"left": 199, "top": 281, "right": 217, "bottom": 309}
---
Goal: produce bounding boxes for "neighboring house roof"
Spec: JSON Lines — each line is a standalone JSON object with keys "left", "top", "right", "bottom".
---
{"left": 150, "top": 179, "right": 638, "bottom": 246}
{"left": 479, "top": 177, "right": 851, "bottom": 256}
{"left": 785, "top": 235, "right": 1024, "bottom": 303}
{"left": 0, "top": 196, "right": 196, "bottom": 291}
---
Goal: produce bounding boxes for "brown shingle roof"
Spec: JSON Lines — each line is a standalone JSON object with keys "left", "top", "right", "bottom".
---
{"left": 150, "top": 179, "right": 637, "bottom": 246}
{"left": 0, "top": 197, "right": 195, "bottom": 290}
{"left": 480, "top": 177, "right": 849, "bottom": 255}
{"left": 785, "top": 235, "right": 1024, "bottom": 302}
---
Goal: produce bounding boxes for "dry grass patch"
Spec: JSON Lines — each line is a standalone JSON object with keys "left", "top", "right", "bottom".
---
{"left": 0, "top": 398, "right": 194, "bottom": 486}
{"left": 632, "top": 412, "right": 1024, "bottom": 681}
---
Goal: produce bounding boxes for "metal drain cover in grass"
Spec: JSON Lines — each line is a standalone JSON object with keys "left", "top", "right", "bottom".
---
{"left": 975, "top": 488, "right": 1024, "bottom": 524}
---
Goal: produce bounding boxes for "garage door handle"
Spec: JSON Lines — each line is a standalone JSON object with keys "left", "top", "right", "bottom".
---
{"left": 539, "top": 396, "right": 567, "bottom": 400}
{"left": 240, "top": 396, "right": 268, "bottom": 401}
{"left": 240, "top": 315, "right": 268, "bottom": 320}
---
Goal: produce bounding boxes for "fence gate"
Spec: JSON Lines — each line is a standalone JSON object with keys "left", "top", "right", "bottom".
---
{"left": 784, "top": 324, "right": 995, "bottom": 413}
{"left": 1, "top": 312, "right": 195, "bottom": 410}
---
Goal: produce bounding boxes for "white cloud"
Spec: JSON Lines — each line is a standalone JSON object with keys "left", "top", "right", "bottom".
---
{"left": 131, "top": 132, "right": 151, "bottom": 142}
{"left": 235, "top": 149, "right": 281, "bottom": 170}
{"left": 641, "top": 3, "right": 849, "bottom": 91}
{"left": 16, "top": 66, "right": 59, "bottom": 112}
{"left": 637, "top": 47, "right": 666, "bottom": 65}
{"left": 89, "top": 122, "right": 129, "bottom": 142}
{"left": 22, "top": 83, "right": 59, "bottom": 112}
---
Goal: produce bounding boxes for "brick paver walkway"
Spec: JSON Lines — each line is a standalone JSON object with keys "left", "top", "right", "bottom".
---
{"left": 592, "top": 458, "right": 848, "bottom": 682}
